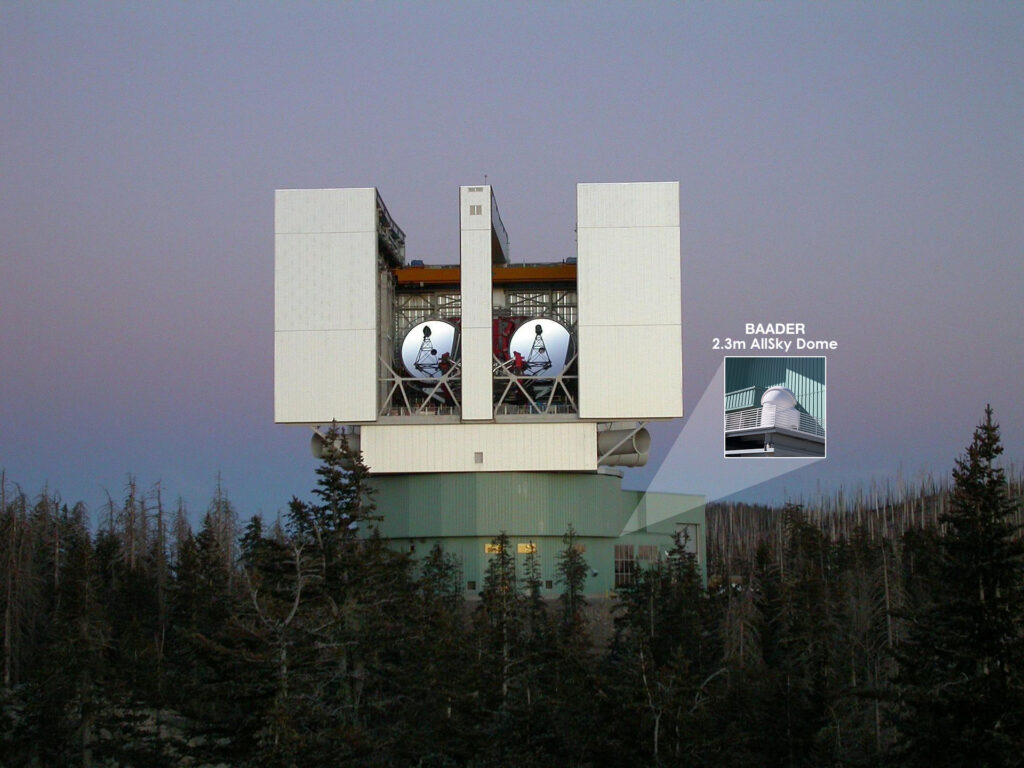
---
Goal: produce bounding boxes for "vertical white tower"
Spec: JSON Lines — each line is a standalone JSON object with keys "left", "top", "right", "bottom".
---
{"left": 577, "top": 182, "right": 682, "bottom": 419}
{"left": 460, "top": 186, "right": 503, "bottom": 421}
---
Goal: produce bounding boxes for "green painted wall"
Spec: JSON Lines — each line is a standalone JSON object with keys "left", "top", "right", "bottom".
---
{"left": 369, "top": 472, "right": 705, "bottom": 596}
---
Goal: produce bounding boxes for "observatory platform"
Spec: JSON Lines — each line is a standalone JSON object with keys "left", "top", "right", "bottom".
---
{"left": 274, "top": 182, "right": 704, "bottom": 593}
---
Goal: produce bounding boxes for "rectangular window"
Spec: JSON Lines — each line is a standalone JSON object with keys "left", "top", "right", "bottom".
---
{"left": 614, "top": 544, "right": 635, "bottom": 588}
{"left": 485, "top": 543, "right": 501, "bottom": 554}
{"left": 517, "top": 542, "right": 536, "bottom": 555}
{"left": 469, "top": 204, "right": 483, "bottom": 215}
{"left": 638, "top": 544, "right": 659, "bottom": 563}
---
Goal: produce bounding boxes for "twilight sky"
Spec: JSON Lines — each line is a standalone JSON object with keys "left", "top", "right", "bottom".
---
{"left": 1, "top": 3, "right": 1021, "bottom": 522}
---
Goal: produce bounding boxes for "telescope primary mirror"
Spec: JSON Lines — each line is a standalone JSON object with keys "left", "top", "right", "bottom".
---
{"left": 401, "top": 320, "right": 459, "bottom": 379}
{"left": 507, "top": 318, "right": 573, "bottom": 377}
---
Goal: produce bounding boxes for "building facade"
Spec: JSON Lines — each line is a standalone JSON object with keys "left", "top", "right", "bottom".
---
{"left": 275, "top": 182, "right": 704, "bottom": 593}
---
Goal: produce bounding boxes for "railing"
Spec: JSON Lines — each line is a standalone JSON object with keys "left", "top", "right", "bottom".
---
{"left": 725, "top": 407, "right": 825, "bottom": 438}
{"left": 376, "top": 191, "right": 406, "bottom": 265}
{"left": 724, "top": 386, "right": 765, "bottom": 412}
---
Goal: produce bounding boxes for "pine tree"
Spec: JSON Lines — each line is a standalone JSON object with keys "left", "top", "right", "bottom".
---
{"left": 477, "top": 532, "right": 521, "bottom": 705}
{"left": 892, "top": 406, "right": 1024, "bottom": 766}
{"left": 555, "top": 523, "right": 588, "bottom": 636}
{"left": 606, "top": 531, "right": 718, "bottom": 764}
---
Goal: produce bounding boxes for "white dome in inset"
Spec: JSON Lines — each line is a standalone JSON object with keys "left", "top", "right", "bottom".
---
{"left": 760, "top": 386, "right": 800, "bottom": 429}
{"left": 760, "top": 386, "right": 797, "bottom": 409}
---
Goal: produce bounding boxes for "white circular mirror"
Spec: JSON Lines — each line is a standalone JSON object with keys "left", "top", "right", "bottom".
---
{"left": 401, "top": 320, "right": 459, "bottom": 379}
{"left": 507, "top": 318, "right": 573, "bottom": 377}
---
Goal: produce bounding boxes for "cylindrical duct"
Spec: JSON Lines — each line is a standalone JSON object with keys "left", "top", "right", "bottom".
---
{"left": 597, "top": 427, "right": 651, "bottom": 466}
{"left": 310, "top": 431, "right": 361, "bottom": 465}
{"left": 601, "top": 452, "right": 649, "bottom": 467}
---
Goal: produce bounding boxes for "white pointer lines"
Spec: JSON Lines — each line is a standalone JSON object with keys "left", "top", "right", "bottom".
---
{"left": 619, "top": 361, "right": 823, "bottom": 536}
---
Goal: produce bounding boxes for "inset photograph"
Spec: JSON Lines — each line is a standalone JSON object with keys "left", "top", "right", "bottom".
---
{"left": 724, "top": 356, "right": 826, "bottom": 458}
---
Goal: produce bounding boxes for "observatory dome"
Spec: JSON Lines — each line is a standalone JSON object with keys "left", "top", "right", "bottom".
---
{"left": 760, "top": 386, "right": 800, "bottom": 430}
{"left": 760, "top": 386, "right": 797, "bottom": 409}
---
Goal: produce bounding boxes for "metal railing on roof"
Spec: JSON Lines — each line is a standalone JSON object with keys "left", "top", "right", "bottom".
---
{"left": 724, "top": 386, "right": 766, "bottom": 412}
{"left": 725, "top": 407, "right": 825, "bottom": 438}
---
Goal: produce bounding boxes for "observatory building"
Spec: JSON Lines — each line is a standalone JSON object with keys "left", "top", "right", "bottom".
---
{"left": 275, "top": 183, "right": 704, "bottom": 594}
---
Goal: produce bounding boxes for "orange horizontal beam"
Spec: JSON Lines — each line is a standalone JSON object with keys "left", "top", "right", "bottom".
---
{"left": 493, "top": 263, "right": 577, "bottom": 284}
{"left": 392, "top": 265, "right": 460, "bottom": 286}
{"left": 393, "top": 263, "right": 576, "bottom": 287}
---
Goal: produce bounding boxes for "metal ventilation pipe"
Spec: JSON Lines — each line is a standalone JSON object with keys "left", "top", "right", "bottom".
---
{"left": 601, "top": 452, "right": 649, "bottom": 467}
{"left": 597, "top": 427, "right": 651, "bottom": 467}
{"left": 310, "top": 430, "right": 361, "bottom": 466}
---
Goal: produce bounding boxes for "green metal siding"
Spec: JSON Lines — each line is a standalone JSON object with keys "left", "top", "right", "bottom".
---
{"left": 369, "top": 472, "right": 706, "bottom": 595}
{"left": 373, "top": 472, "right": 647, "bottom": 539}
{"left": 391, "top": 530, "right": 705, "bottom": 597}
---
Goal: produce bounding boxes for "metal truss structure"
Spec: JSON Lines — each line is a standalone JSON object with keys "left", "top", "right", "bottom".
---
{"left": 380, "top": 291, "right": 463, "bottom": 418}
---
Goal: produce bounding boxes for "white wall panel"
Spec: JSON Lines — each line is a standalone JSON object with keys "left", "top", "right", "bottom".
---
{"left": 274, "top": 232, "right": 377, "bottom": 331}
{"left": 461, "top": 327, "right": 493, "bottom": 419}
{"left": 577, "top": 182, "right": 678, "bottom": 229}
{"left": 577, "top": 227, "right": 680, "bottom": 327}
{"left": 275, "top": 188, "right": 376, "bottom": 233}
{"left": 460, "top": 186, "right": 494, "bottom": 420}
{"left": 578, "top": 182, "right": 682, "bottom": 420}
{"left": 578, "top": 326, "right": 682, "bottom": 418}
{"left": 460, "top": 230, "right": 492, "bottom": 328}
{"left": 274, "top": 330, "right": 377, "bottom": 423}
{"left": 361, "top": 423, "right": 597, "bottom": 474}
{"left": 275, "top": 188, "right": 379, "bottom": 423}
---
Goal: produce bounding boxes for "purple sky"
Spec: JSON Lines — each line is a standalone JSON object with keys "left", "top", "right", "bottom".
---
{"left": 2, "top": 3, "right": 1021, "bottom": 523}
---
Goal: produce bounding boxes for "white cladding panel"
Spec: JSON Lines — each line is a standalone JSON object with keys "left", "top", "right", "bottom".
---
{"left": 460, "top": 230, "right": 492, "bottom": 328}
{"left": 274, "top": 232, "right": 377, "bottom": 331}
{"left": 461, "top": 327, "right": 493, "bottom": 419}
{"left": 460, "top": 186, "right": 494, "bottom": 420}
{"left": 275, "top": 188, "right": 376, "bottom": 233}
{"left": 360, "top": 423, "right": 597, "bottom": 473}
{"left": 275, "top": 188, "right": 379, "bottom": 423}
{"left": 577, "top": 325, "right": 682, "bottom": 418}
{"left": 275, "top": 330, "right": 377, "bottom": 422}
{"left": 460, "top": 185, "right": 492, "bottom": 231}
{"left": 577, "top": 182, "right": 682, "bottom": 420}
{"left": 577, "top": 226, "right": 680, "bottom": 327}
{"left": 577, "top": 182, "right": 678, "bottom": 229}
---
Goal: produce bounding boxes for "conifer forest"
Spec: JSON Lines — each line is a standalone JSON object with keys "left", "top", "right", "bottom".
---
{"left": 1, "top": 408, "right": 1022, "bottom": 767}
